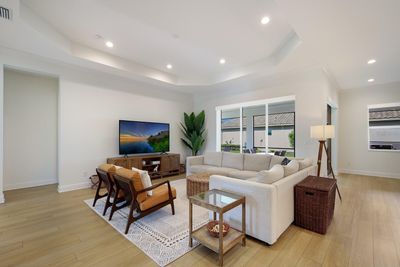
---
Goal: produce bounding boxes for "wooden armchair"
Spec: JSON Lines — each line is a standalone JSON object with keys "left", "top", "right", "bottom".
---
{"left": 93, "top": 164, "right": 126, "bottom": 218}
{"left": 111, "top": 168, "right": 176, "bottom": 234}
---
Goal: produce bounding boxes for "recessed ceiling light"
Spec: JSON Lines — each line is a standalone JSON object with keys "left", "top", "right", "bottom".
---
{"left": 261, "top": 16, "right": 270, "bottom": 25}
{"left": 105, "top": 41, "right": 114, "bottom": 48}
{"left": 368, "top": 78, "right": 375, "bottom": 82}
{"left": 219, "top": 58, "right": 226, "bottom": 64}
{"left": 166, "top": 64, "right": 173, "bottom": 69}
{"left": 367, "top": 59, "right": 376, "bottom": 64}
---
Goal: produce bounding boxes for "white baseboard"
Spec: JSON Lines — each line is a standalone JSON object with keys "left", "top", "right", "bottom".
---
{"left": 58, "top": 181, "right": 92, "bottom": 193}
{"left": 0, "top": 192, "right": 4, "bottom": 204}
{"left": 4, "top": 179, "right": 58, "bottom": 191}
{"left": 339, "top": 169, "right": 400, "bottom": 179}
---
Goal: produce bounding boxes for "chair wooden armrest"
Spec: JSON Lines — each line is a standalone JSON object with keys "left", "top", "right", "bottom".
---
{"left": 136, "top": 180, "right": 172, "bottom": 195}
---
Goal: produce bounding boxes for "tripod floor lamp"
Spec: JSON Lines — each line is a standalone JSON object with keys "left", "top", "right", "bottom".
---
{"left": 311, "top": 125, "right": 342, "bottom": 200}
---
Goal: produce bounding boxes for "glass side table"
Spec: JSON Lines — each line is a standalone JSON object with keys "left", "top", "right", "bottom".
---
{"left": 189, "top": 189, "right": 246, "bottom": 266}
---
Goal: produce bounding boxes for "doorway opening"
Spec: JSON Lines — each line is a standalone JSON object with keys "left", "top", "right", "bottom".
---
{"left": 3, "top": 68, "right": 59, "bottom": 191}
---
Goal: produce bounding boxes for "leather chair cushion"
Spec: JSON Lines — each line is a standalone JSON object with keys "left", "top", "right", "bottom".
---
{"left": 139, "top": 185, "right": 176, "bottom": 211}
{"left": 115, "top": 168, "right": 147, "bottom": 202}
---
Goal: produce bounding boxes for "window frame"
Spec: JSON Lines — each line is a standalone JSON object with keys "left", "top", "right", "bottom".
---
{"left": 367, "top": 102, "right": 400, "bottom": 152}
{"left": 216, "top": 95, "right": 296, "bottom": 153}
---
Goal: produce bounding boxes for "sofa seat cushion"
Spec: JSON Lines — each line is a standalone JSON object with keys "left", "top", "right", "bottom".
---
{"left": 115, "top": 168, "right": 147, "bottom": 203}
{"left": 204, "top": 152, "right": 222, "bottom": 167}
{"left": 139, "top": 185, "right": 176, "bottom": 211}
{"left": 251, "top": 164, "right": 285, "bottom": 184}
{"left": 222, "top": 152, "right": 244, "bottom": 170}
{"left": 227, "top": 170, "right": 258, "bottom": 180}
{"left": 283, "top": 160, "right": 299, "bottom": 177}
{"left": 189, "top": 165, "right": 215, "bottom": 174}
{"left": 243, "top": 154, "right": 271, "bottom": 171}
{"left": 208, "top": 167, "right": 239, "bottom": 176}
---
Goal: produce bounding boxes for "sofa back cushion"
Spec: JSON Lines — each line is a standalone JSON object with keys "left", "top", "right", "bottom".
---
{"left": 204, "top": 152, "right": 222, "bottom": 167}
{"left": 298, "top": 158, "right": 312, "bottom": 170}
{"left": 269, "top": 155, "right": 285, "bottom": 169}
{"left": 283, "top": 160, "right": 299, "bottom": 177}
{"left": 253, "top": 164, "right": 284, "bottom": 184}
{"left": 243, "top": 154, "right": 271, "bottom": 171}
{"left": 222, "top": 152, "right": 244, "bottom": 170}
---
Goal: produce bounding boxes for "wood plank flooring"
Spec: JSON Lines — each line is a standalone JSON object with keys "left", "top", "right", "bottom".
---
{"left": 0, "top": 173, "right": 399, "bottom": 267}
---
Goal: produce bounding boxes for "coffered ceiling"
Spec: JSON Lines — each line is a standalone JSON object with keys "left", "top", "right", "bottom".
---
{"left": 0, "top": 0, "right": 399, "bottom": 90}
{"left": 22, "top": 0, "right": 299, "bottom": 85}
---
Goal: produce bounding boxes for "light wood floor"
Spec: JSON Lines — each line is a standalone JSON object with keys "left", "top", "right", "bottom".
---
{"left": 0, "top": 173, "right": 399, "bottom": 267}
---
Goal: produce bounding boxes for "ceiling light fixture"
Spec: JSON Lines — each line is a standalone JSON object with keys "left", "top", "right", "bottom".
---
{"left": 166, "top": 64, "right": 173, "bottom": 69}
{"left": 367, "top": 59, "right": 376, "bottom": 64}
{"left": 105, "top": 41, "right": 114, "bottom": 48}
{"left": 368, "top": 78, "right": 375, "bottom": 82}
{"left": 219, "top": 58, "right": 226, "bottom": 64}
{"left": 261, "top": 16, "right": 270, "bottom": 25}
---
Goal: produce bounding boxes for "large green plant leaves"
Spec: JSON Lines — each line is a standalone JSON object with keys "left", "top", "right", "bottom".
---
{"left": 180, "top": 110, "right": 206, "bottom": 155}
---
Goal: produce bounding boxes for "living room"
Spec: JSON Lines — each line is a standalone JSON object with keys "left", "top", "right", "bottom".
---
{"left": 0, "top": 0, "right": 399, "bottom": 266}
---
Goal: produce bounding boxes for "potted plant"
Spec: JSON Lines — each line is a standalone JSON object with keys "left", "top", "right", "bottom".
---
{"left": 180, "top": 111, "right": 206, "bottom": 156}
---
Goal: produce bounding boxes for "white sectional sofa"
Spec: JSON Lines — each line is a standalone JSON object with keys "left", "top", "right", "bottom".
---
{"left": 186, "top": 151, "right": 316, "bottom": 245}
{"left": 186, "top": 151, "right": 286, "bottom": 179}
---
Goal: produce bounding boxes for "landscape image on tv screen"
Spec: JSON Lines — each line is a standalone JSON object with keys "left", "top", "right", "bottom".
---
{"left": 119, "top": 120, "right": 170, "bottom": 154}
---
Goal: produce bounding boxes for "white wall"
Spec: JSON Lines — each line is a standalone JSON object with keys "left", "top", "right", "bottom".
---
{"left": 339, "top": 82, "right": 400, "bottom": 178}
{"left": 58, "top": 79, "right": 192, "bottom": 191}
{"left": 194, "top": 68, "right": 339, "bottom": 170}
{"left": 0, "top": 64, "right": 4, "bottom": 203}
{"left": 0, "top": 48, "right": 193, "bottom": 196}
{"left": 4, "top": 69, "right": 58, "bottom": 190}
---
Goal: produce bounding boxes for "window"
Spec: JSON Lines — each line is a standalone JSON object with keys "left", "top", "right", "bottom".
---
{"left": 267, "top": 111, "right": 295, "bottom": 157}
{"left": 368, "top": 103, "right": 400, "bottom": 151}
{"left": 216, "top": 96, "right": 295, "bottom": 155}
{"left": 221, "top": 109, "right": 241, "bottom": 153}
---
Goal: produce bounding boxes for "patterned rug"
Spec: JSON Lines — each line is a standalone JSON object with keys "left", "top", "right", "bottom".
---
{"left": 84, "top": 179, "right": 209, "bottom": 266}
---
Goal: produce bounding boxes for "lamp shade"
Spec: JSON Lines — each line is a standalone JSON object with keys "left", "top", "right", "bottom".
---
{"left": 310, "top": 125, "right": 335, "bottom": 140}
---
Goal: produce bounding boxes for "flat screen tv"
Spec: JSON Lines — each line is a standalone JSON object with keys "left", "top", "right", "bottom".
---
{"left": 119, "top": 120, "right": 170, "bottom": 155}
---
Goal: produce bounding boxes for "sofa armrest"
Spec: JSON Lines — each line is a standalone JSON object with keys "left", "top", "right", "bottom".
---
{"left": 272, "top": 165, "right": 317, "bottom": 235}
{"left": 186, "top": 155, "right": 204, "bottom": 175}
{"left": 209, "top": 175, "right": 278, "bottom": 244}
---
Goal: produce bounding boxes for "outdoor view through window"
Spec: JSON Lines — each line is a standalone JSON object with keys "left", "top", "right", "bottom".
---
{"left": 220, "top": 101, "right": 295, "bottom": 157}
{"left": 368, "top": 103, "right": 400, "bottom": 151}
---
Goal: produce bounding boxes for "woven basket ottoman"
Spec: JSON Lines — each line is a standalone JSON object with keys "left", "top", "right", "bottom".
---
{"left": 294, "top": 176, "right": 336, "bottom": 234}
{"left": 186, "top": 173, "right": 211, "bottom": 197}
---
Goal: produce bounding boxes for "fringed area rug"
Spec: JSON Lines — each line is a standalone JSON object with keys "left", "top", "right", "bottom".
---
{"left": 84, "top": 179, "right": 209, "bottom": 266}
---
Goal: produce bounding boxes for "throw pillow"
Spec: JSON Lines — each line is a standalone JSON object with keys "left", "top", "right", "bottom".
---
{"left": 255, "top": 164, "right": 285, "bottom": 184}
{"left": 283, "top": 160, "right": 299, "bottom": 177}
{"left": 132, "top": 167, "right": 153, "bottom": 196}
{"left": 298, "top": 158, "right": 312, "bottom": 170}
{"left": 281, "top": 157, "right": 291, "bottom": 166}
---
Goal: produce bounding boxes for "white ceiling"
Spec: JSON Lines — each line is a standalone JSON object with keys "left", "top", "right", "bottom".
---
{"left": 275, "top": 0, "right": 400, "bottom": 89}
{"left": 22, "top": 0, "right": 297, "bottom": 85}
{"left": 2, "top": 0, "right": 399, "bottom": 90}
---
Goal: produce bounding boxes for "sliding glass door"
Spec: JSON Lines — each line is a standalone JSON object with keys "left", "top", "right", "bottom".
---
{"left": 268, "top": 101, "right": 295, "bottom": 157}
{"left": 243, "top": 105, "right": 266, "bottom": 153}
{"left": 221, "top": 108, "right": 241, "bottom": 153}
{"left": 217, "top": 97, "right": 295, "bottom": 156}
